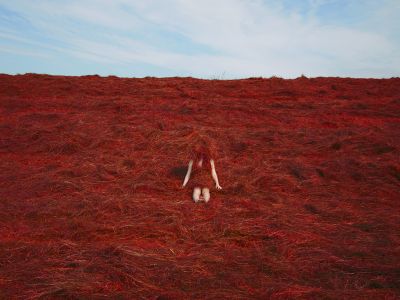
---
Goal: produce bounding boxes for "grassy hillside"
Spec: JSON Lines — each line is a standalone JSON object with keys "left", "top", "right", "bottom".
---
{"left": 1, "top": 74, "right": 399, "bottom": 299}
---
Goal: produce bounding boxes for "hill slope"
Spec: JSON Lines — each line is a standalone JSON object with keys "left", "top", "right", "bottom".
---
{"left": 1, "top": 74, "right": 399, "bottom": 299}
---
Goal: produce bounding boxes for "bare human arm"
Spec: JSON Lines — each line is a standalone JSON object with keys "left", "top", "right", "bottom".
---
{"left": 210, "top": 159, "right": 222, "bottom": 190}
{"left": 182, "top": 160, "right": 193, "bottom": 188}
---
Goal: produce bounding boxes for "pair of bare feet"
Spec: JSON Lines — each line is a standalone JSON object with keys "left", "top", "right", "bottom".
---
{"left": 193, "top": 187, "right": 210, "bottom": 203}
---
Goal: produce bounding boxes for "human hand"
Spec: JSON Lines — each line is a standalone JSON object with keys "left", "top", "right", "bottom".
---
{"left": 216, "top": 184, "right": 222, "bottom": 190}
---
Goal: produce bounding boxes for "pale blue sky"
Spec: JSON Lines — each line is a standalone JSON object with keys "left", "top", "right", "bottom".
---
{"left": 0, "top": 0, "right": 399, "bottom": 78}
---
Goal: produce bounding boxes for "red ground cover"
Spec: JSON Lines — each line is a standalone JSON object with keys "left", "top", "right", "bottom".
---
{"left": 0, "top": 74, "right": 399, "bottom": 299}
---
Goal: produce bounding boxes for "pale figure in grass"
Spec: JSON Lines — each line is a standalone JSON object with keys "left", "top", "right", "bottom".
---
{"left": 182, "top": 145, "right": 222, "bottom": 203}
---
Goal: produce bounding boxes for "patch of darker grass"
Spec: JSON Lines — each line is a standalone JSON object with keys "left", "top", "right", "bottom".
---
{"left": 48, "top": 143, "right": 79, "bottom": 155}
{"left": 231, "top": 183, "right": 246, "bottom": 194}
{"left": 304, "top": 204, "right": 319, "bottom": 214}
{"left": 351, "top": 172, "right": 364, "bottom": 181}
{"left": 179, "top": 106, "right": 193, "bottom": 115}
{"left": 373, "top": 144, "right": 396, "bottom": 155}
{"left": 169, "top": 166, "right": 187, "bottom": 179}
{"left": 316, "top": 168, "right": 325, "bottom": 177}
{"left": 223, "top": 229, "right": 247, "bottom": 238}
{"left": 231, "top": 142, "right": 248, "bottom": 153}
{"left": 288, "top": 165, "right": 306, "bottom": 181}
{"left": 388, "top": 166, "right": 400, "bottom": 181}
{"left": 351, "top": 103, "right": 368, "bottom": 110}
{"left": 353, "top": 223, "right": 375, "bottom": 232}
{"left": 57, "top": 169, "right": 80, "bottom": 178}
{"left": 331, "top": 142, "right": 342, "bottom": 150}
{"left": 349, "top": 251, "right": 367, "bottom": 258}
{"left": 122, "top": 159, "right": 135, "bottom": 169}
{"left": 367, "top": 281, "right": 384, "bottom": 289}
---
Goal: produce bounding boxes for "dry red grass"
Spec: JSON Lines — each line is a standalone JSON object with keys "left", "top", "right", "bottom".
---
{"left": 0, "top": 73, "right": 399, "bottom": 299}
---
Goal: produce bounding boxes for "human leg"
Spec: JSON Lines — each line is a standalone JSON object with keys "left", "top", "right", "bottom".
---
{"left": 193, "top": 187, "right": 201, "bottom": 202}
{"left": 202, "top": 187, "right": 210, "bottom": 202}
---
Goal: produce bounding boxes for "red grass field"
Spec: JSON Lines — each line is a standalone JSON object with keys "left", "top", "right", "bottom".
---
{"left": 0, "top": 74, "right": 399, "bottom": 299}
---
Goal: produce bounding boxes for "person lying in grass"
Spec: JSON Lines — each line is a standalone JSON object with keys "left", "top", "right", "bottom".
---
{"left": 182, "top": 144, "right": 222, "bottom": 203}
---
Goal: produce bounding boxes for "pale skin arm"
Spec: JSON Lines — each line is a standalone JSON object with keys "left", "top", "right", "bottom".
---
{"left": 182, "top": 160, "right": 193, "bottom": 187}
{"left": 210, "top": 159, "right": 222, "bottom": 190}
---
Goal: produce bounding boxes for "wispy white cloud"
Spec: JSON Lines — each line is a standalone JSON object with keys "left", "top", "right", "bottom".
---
{"left": 0, "top": 0, "right": 399, "bottom": 78}
{"left": 0, "top": 44, "right": 48, "bottom": 58}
